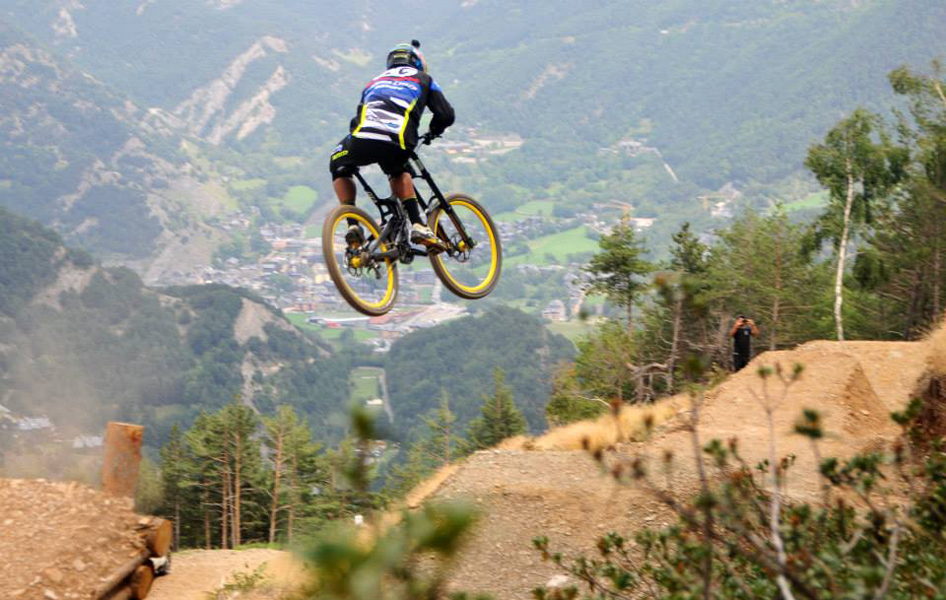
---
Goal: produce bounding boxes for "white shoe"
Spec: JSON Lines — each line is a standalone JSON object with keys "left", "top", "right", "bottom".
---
{"left": 410, "top": 223, "right": 439, "bottom": 247}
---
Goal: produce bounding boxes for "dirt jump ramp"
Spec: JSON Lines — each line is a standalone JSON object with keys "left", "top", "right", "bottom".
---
{"left": 425, "top": 339, "right": 931, "bottom": 600}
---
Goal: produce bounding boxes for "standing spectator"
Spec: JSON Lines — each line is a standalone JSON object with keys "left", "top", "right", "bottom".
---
{"left": 729, "top": 315, "right": 758, "bottom": 371}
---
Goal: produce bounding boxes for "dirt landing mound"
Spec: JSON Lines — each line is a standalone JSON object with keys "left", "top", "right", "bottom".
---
{"left": 0, "top": 479, "right": 147, "bottom": 600}
{"left": 427, "top": 339, "right": 930, "bottom": 599}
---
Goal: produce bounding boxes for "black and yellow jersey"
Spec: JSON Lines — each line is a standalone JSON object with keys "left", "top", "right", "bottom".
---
{"left": 349, "top": 65, "right": 455, "bottom": 150}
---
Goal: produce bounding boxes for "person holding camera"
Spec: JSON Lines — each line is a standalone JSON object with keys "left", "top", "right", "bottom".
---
{"left": 729, "top": 315, "right": 758, "bottom": 371}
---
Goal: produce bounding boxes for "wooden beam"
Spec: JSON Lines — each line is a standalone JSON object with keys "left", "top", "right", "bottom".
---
{"left": 130, "top": 564, "right": 155, "bottom": 600}
{"left": 101, "top": 422, "right": 144, "bottom": 498}
{"left": 93, "top": 549, "right": 149, "bottom": 600}
{"left": 143, "top": 518, "right": 173, "bottom": 557}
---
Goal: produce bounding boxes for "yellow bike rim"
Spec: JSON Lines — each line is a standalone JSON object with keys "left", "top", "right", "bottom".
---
{"left": 431, "top": 199, "right": 499, "bottom": 295}
{"left": 330, "top": 212, "right": 395, "bottom": 310}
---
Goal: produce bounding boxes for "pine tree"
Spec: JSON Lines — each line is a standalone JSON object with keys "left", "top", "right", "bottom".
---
{"left": 279, "top": 408, "right": 325, "bottom": 543}
{"left": 186, "top": 411, "right": 232, "bottom": 548}
{"left": 466, "top": 369, "right": 526, "bottom": 450}
{"left": 262, "top": 405, "right": 316, "bottom": 544}
{"left": 545, "top": 362, "right": 608, "bottom": 426}
{"left": 159, "top": 423, "right": 190, "bottom": 550}
{"left": 659, "top": 222, "right": 711, "bottom": 390}
{"left": 185, "top": 403, "right": 261, "bottom": 548}
{"left": 573, "top": 319, "right": 637, "bottom": 404}
{"left": 669, "top": 222, "right": 709, "bottom": 276}
{"left": 703, "top": 208, "right": 828, "bottom": 351}
{"left": 390, "top": 391, "right": 465, "bottom": 495}
{"left": 584, "top": 216, "right": 653, "bottom": 331}
{"left": 857, "top": 61, "right": 946, "bottom": 336}
{"left": 419, "top": 390, "right": 461, "bottom": 468}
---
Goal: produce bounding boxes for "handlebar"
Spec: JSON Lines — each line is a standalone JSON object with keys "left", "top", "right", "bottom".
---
{"left": 420, "top": 132, "right": 441, "bottom": 146}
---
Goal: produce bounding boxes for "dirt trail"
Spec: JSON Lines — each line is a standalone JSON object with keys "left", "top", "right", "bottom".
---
{"left": 148, "top": 549, "right": 303, "bottom": 600}
{"left": 423, "top": 339, "right": 932, "bottom": 599}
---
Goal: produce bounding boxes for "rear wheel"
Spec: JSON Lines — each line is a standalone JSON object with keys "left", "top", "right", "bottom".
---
{"left": 428, "top": 193, "right": 502, "bottom": 299}
{"left": 322, "top": 205, "right": 398, "bottom": 316}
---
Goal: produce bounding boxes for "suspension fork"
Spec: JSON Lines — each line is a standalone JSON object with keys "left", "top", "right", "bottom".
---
{"left": 412, "top": 156, "right": 475, "bottom": 247}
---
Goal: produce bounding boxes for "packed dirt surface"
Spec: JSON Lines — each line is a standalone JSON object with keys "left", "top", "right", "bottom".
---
{"left": 0, "top": 479, "right": 148, "bottom": 600}
{"left": 425, "top": 339, "right": 933, "bottom": 600}
{"left": 148, "top": 549, "right": 303, "bottom": 600}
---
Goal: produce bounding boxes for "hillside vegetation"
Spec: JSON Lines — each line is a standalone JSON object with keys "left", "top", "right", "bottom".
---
{"left": 0, "top": 21, "right": 211, "bottom": 262}
{"left": 385, "top": 306, "right": 575, "bottom": 435}
{"left": 0, "top": 208, "right": 351, "bottom": 452}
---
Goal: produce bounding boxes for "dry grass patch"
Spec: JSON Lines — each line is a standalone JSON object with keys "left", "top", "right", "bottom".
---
{"left": 506, "top": 395, "right": 684, "bottom": 453}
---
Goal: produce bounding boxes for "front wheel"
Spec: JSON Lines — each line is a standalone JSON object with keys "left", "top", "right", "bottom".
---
{"left": 322, "top": 204, "right": 398, "bottom": 316}
{"left": 428, "top": 193, "right": 502, "bottom": 300}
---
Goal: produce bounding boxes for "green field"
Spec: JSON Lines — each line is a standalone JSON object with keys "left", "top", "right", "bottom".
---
{"left": 494, "top": 199, "right": 557, "bottom": 222}
{"left": 273, "top": 156, "right": 304, "bottom": 168}
{"left": 349, "top": 366, "right": 383, "bottom": 403}
{"left": 153, "top": 404, "right": 188, "bottom": 422}
{"left": 506, "top": 225, "right": 600, "bottom": 267}
{"left": 285, "top": 312, "right": 379, "bottom": 344}
{"left": 277, "top": 185, "right": 318, "bottom": 214}
{"left": 783, "top": 190, "right": 829, "bottom": 212}
{"left": 231, "top": 178, "right": 267, "bottom": 192}
{"left": 546, "top": 319, "right": 594, "bottom": 342}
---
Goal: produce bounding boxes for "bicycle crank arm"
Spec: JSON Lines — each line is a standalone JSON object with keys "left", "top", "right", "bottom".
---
{"left": 372, "top": 249, "right": 401, "bottom": 261}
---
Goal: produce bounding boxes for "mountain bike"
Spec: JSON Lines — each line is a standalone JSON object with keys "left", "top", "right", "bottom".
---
{"left": 322, "top": 134, "right": 502, "bottom": 316}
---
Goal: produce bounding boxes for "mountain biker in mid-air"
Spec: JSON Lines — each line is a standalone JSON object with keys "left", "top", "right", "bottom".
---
{"left": 329, "top": 40, "right": 455, "bottom": 250}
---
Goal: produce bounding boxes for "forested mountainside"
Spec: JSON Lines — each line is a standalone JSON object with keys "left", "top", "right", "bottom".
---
{"left": 1, "top": 21, "right": 220, "bottom": 268}
{"left": 0, "top": 207, "right": 353, "bottom": 449}
{"left": 385, "top": 306, "right": 575, "bottom": 436}
{"left": 1, "top": 0, "right": 944, "bottom": 266}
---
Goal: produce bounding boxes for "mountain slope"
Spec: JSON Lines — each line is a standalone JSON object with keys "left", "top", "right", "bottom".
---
{"left": 1, "top": 0, "right": 944, "bottom": 282}
{"left": 0, "top": 20, "right": 234, "bottom": 276}
{"left": 5, "top": 0, "right": 944, "bottom": 252}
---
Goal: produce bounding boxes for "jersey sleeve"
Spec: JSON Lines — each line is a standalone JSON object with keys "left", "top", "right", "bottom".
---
{"left": 426, "top": 78, "right": 455, "bottom": 136}
{"left": 349, "top": 87, "right": 368, "bottom": 132}
{"left": 349, "top": 104, "right": 362, "bottom": 132}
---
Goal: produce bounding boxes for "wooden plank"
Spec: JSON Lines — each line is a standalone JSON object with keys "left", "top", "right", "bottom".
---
{"left": 101, "top": 422, "right": 144, "bottom": 498}
{"left": 101, "top": 586, "right": 132, "bottom": 600}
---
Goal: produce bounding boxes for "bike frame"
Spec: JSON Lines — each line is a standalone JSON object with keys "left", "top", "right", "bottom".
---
{"left": 350, "top": 150, "right": 475, "bottom": 263}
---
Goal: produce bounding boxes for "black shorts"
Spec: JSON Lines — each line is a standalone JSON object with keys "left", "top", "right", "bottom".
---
{"left": 733, "top": 352, "right": 750, "bottom": 371}
{"left": 329, "top": 135, "right": 411, "bottom": 180}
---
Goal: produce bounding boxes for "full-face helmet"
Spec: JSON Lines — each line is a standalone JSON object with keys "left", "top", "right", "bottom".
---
{"left": 386, "top": 39, "right": 427, "bottom": 73}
